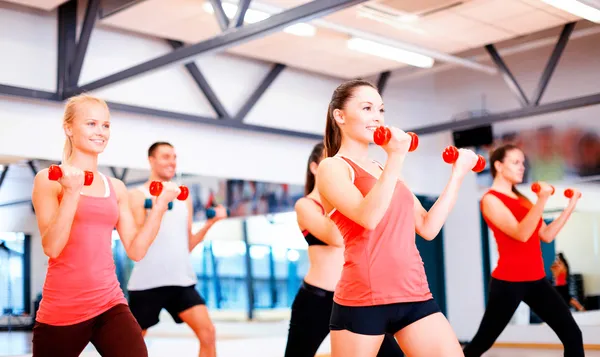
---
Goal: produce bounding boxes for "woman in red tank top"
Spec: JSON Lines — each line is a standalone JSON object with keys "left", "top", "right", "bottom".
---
{"left": 463, "top": 144, "right": 584, "bottom": 357}
{"left": 551, "top": 253, "right": 585, "bottom": 311}
{"left": 30, "top": 94, "right": 182, "bottom": 357}
{"left": 316, "top": 79, "right": 480, "bottom": 357}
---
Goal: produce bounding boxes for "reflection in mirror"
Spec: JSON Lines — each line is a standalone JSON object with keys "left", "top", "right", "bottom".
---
{"left": 475, "top": 122, "right": 600, "bottom": 327}
{"left": 0, "top": 156, "right": 309, "bottom": 329}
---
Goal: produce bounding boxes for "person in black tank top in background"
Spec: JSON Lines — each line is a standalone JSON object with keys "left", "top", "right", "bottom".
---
{"left": 283, "top": 143, "right": 404, "bottom": 357}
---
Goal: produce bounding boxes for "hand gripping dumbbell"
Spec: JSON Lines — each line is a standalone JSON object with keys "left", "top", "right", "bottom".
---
{"left": 442, "top": 146, "right": 486, "bottom": 173}
{"left": 531, "top": 182, "right": 555, "bottom": 195}
{"left": 206, "top": 202, "right": 231, "bottom": 219}
{"left": 373, "top": 126, "right": 419, "bottom": 152}
{"left": 147, "top": 181, "right": 189, "bottom": 210}
{"left": 48, "top": 164, "right": 94, "bottom": 186}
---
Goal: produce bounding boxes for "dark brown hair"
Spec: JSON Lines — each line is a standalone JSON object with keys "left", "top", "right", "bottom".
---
{"left": 148, "top": 141, "right": 173, "bottom": 157}
{"left": 324, "top": 79, "right": 378, "bottom": 157}
{"left": 489, "top": 144, "right": 527, "bottom": 200}
{"left": 305, "top": 142, "right": 324, "bottom": 195}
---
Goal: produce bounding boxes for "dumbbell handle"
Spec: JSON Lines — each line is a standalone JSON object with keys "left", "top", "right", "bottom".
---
{"left": 373, "top": 126, "right": 419, "bottom": 152}
{"left": 531, "top": 182, "right": 555, "bottom": 195}
{"left": 442, "top": 146, "right": 486, "bottom": 173}
{"left": 149, "top": 181, "right": 189, "bottom": 200}
{"left": 48, "top": 164, "right": 94, "bottom": 186}
{"left": 206, "top": 207, "right": 231, "bottom": 219}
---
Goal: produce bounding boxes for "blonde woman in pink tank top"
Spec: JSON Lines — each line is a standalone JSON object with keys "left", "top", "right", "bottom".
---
{"left": 316, "top": 80, "right": 480, "bottom": 357}
{"left": 30, "top": 94, "right": 182, "bottom": 357}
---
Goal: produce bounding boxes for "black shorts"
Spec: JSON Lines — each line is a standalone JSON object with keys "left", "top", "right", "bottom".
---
{"left": 128, "top": 285, "right": 206, "bottom": 330}
{"left": 330, "top": 299, "right": 440, "bottom": 335}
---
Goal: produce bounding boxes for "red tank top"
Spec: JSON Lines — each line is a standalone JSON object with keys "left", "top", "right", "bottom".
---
{"left": 555, "top": 271, "right": 567, "bottom": 286}
{"left": 36, "top": 174, "right": 127, "bottom": 326}
{"left": 328, "top": 156, "right": 432, "bottom": 306}
{"left": 482, "top": 190, "right": 545, "bottom": 282}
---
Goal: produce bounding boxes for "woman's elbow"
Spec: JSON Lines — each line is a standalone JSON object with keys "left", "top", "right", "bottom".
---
{"left": 361, "top": 216, "right": 381, "bottom": 231}
{"left": 42, "top": 240, "right": 62, "bottom": 259}
{"left": 419, "top": 231, "right": 437, "bottom": 241}
{"left": 539, "top": 233, "right": 553, "bottom": 243}
{"left": 126, "top": 247, "right": 145, "bottom": 262}
{"left": 43, "top": 247, "right": 61, "bottom": 260}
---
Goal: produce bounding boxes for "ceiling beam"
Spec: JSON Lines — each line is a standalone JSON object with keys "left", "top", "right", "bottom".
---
{"left": 208, "top": 0, "right": 231, "bottom": 31}
{"left": 531, "top": 22, "right": 576, "bottom": 106}
{"left": 408, "top": 92, "right": 600, "bottom": 135}
{"left": 66, "top": 0, "right": 369, "bottom": 96}
{"left": 234, "top": 63, "right": 286, "bottom": 121}
{"left": 0, "top": 85, "right": 322, "bottom": 140}
{"left": 484, "top": 44, "right": 529, "bottom": 107}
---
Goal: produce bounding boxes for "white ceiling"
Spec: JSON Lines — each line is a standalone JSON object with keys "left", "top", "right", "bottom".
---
{"left": 1, "top": 0, "right": 594, "bottom": 78}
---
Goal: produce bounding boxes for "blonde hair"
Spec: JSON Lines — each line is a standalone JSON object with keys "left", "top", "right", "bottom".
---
{"left": 62, "top": 93, "right": 109, "bottom": 163}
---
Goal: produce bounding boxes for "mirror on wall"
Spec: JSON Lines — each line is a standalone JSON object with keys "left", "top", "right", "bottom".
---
{"left": 0, "top": 157, "right": 309, "bottom": 325}
{"left": 475, "top": 121, "right": 600, "bottom": 327}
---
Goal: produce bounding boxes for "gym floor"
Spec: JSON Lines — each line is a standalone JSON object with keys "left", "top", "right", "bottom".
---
{"left": 1, "top": 319, "right": 599, "bottom": 357}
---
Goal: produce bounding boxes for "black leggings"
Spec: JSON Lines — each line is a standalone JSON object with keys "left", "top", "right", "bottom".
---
{"left": 463, "top": 278, "right": 583, "bottom": 357}
{"left": 284, "top": 281, "right": 404, "bottom": 357}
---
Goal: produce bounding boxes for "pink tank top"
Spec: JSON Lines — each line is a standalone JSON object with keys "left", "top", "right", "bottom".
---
{"left": 36, "top": 174, "right": 127, "bottom": 326}
{"left": 329, "top": 156, "right": 432, "bottom": 306}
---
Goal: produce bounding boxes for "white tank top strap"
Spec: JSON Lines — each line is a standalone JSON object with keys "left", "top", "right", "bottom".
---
{"left": 332, "top": 155, "right": 356, "bottom": 183}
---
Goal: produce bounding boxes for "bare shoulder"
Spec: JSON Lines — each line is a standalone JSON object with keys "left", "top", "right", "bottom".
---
{"left": 317, "top": 157, "right": 350, "bottom": 178}
{"left": 108, "top": 177, "right": 128, "bottom": 199}
{"left": 481, "top": 193, "right": 506, "bottom": 215}
{"left": 294, "top": 197, "right": 319, "bottom": 213}
{"left": 33, "top": 168, "right": 60, "bottom": 194}
{"left": 127, "top": 185, "right": 147, "bottom": 206}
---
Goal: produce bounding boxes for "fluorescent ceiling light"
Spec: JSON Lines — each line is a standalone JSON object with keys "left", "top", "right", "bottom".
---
{"left": 283, "top": 23, "right": 317, "bottom": 37}
{"left": 202, "top": 2, "right": 316, "bottom": 36}
{"left": 542, "top": 0, "right": 600, "bottom": 23}
{"left": 347, "top": 38, "right": 434, "bottom": 68}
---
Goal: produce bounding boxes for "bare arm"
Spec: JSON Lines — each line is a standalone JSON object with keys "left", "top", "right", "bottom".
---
{"left": 538, "top": 193, "right": 580, "bottom": 243}
{"left": 31, "top": 169, "right": 81, "bottom": 259}
{"left": 295, "top": 198, "right": 343, "bottom": 247}
{"left": 317, "top": 153, "right": 405, "bottom": 230}
{"left": 481, "top": 194, "right": 549, "bottom": 242}
{"left": 188, "top": 198, "right": 227, "bottom": 251}
{"left": 128, "top": 188, "right": 147, "bottom": 230}
{"left": 412, "top": 172, "right": 466, "bottom": 240}
{"left": 114, "top": 178, "right": 176, "bottom": 261}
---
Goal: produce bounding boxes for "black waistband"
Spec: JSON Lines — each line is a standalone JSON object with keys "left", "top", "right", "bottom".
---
{"left": 301, "top": 281, "right": 334, "bottom": 298}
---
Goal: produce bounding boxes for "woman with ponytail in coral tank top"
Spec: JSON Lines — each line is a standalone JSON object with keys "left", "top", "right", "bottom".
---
{"left": 317, "top": 79, "right": 480, "bottom": 357}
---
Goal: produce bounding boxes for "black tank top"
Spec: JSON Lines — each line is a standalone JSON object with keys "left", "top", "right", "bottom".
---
{"left": 301, "top": 198, "right": 328, "bottom": 246}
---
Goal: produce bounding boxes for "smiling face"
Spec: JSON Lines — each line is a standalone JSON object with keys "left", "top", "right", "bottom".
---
{"left": 149, "top": 144, "right": 177, "bottom": 181}
{"left": 63, "top": 99, "right": 111, "bottom": 156}
{"left": 333, "top": 85, "right": 385, "bottom": 144}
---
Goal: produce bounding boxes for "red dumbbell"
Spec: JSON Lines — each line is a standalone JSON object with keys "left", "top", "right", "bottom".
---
{"left": 531, "top": 182, "right": 555, "bottom": 195}
{"left": 48, "top": 164, "right": 94, "bottom": 186}
{"left": 149, "top": 181, "right": 189, "bottom": 201}
{"left": 442, "top": 146, "right": 486, "bottom": 173}
{"left": 373, "top": 126, "right": 418, "bottom": 152}
{"left": 564, "top": 189, "right": 581, "bottom": 199}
